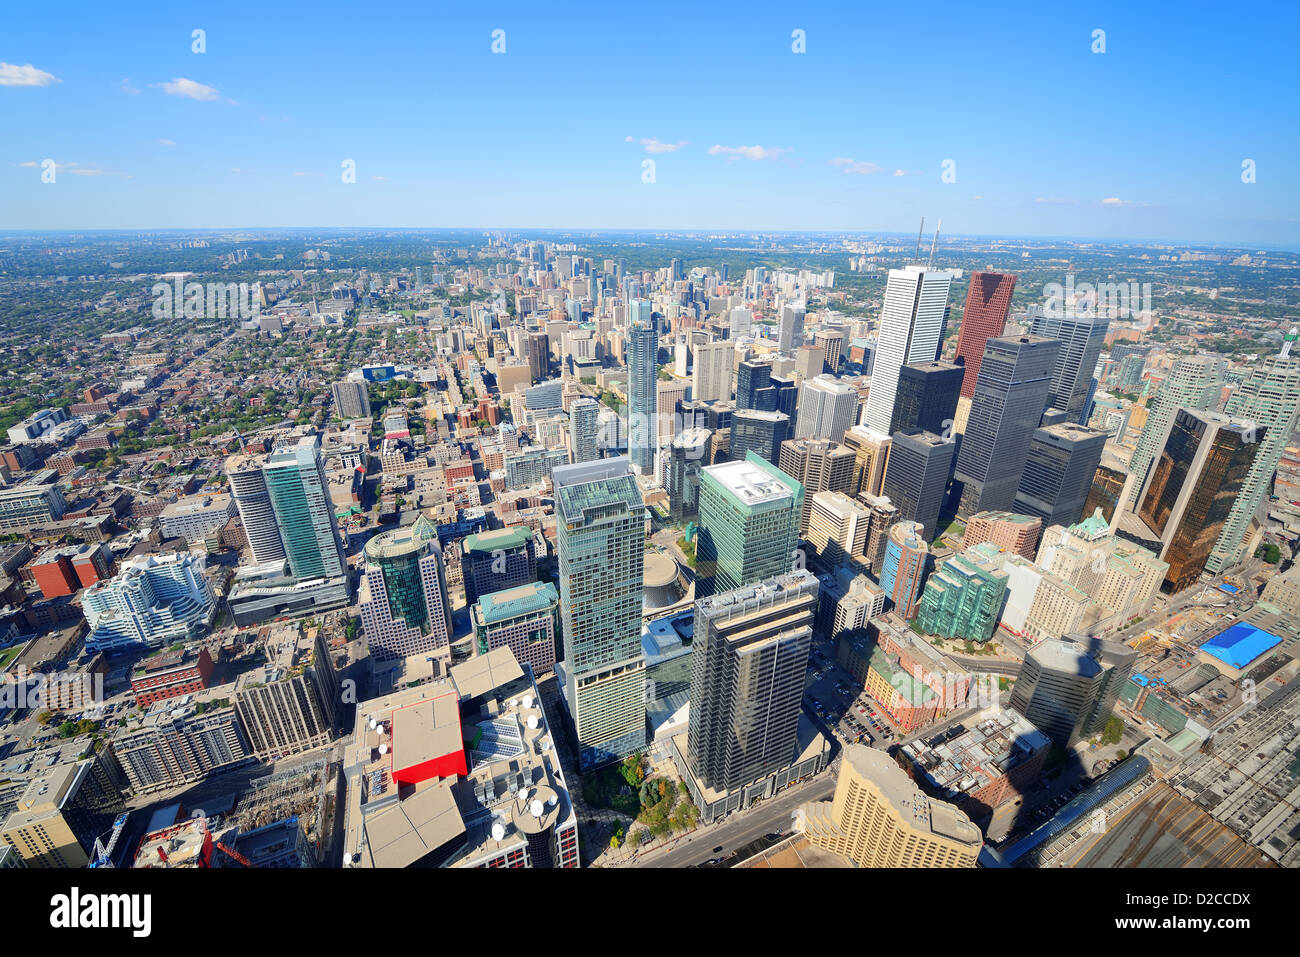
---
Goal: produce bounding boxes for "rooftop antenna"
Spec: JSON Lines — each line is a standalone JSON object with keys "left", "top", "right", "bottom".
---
{"left": 913, "top": 217, "right": 925, "bottom": 263}
{"left": 928, "top": 220, "right": 941, "bottom": 269}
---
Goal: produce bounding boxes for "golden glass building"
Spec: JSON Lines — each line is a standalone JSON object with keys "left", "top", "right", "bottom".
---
{"left": 799, "top": 745, "right": 981, "bottom": 868}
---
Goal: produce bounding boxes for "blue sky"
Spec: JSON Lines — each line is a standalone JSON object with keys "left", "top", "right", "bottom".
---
{"left": 2, "top": 0, "right": 1298, "bottom": 245}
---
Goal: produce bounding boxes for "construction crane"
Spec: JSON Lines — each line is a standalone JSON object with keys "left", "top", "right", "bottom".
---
{"left": 198, "top": 817, "right": 254, "bottom": 868}
{"left": 88, "top": 812, "right": 130, "bottom": 868}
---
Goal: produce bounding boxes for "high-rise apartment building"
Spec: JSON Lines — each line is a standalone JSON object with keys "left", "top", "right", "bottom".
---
{"left": 798, "top": 744, "right": 981, "bottom": 868}
{"left": 692, "top": 340, "right": 733, "bottom": 403}
{"left": 685, "top": 570, "right": 819, "bottom": 806}
{"left": 263, "top": 436, "right": 347, "bottom": 580}
{"left": 953, "top": 336, "right": 1061, "bottom": 517}
{"left": 234, "top": 625, "right": 339, "bottom": 759}
{"left": 778, "top": 438, "right": 856, "bottom": 535}
{"left": 82, "top": 552, "right": 215, "bottom": 653}
{"left": 795, "top": 374, "right": 858, "bottom": 443}
{"left": 954, "top": 271, "right": 1017, "bottom": 398}
{"left": 626, "top": 321, "right": 658, "bottom": 474}
{"left": 880, "top": 430, "right": 955, "bottom": 541}
{"left": 1014, "top": 423, "right": 1108, "bottom": 527}
{"left": 915, "top": 543, "right": 1009, "bottom": 643}
{"left": 553, "top": 458, "right": 647, "bottom": 770}
{"left": 862, "top": 264, "right": 955, "bottom": 434}
{"left": 568, "top": 397, "right": 601, "bottom": 464}
{"left": 695, "top": 453, "right": 803, "bottom": 599}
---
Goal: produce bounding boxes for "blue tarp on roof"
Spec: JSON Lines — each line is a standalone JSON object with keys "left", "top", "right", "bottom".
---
{"left": 1201, "top": 623, "right": 1282, "bottom": 670}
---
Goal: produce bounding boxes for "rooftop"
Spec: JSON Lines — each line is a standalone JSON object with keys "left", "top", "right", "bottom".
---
{"left": 704, "top": 457, "right": 797, "bottom": 508}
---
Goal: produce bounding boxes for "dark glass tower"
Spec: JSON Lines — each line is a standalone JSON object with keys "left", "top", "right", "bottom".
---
{"left": 1014, "top": 423, "right": 1108, "bottom": 527}
{"left": 890, "top": 360, "right": 963, "bottom": 436}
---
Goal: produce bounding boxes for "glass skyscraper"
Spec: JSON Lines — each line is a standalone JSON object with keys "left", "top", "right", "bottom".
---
{"left": 1028, "top": 308, "right": 1110, "bottom": 424}
{"left": 263, "top": 436, "right": 345, "bottom": 581}
{"left": 626, "top": 320, "right": 658, "bottom": 474}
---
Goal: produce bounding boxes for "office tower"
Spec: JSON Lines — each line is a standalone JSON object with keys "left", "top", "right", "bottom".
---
{"left": 736, "top": 359, "right": 772, "bottom": 411}
{"left": 525, "top": 329, "right": 550, "bottom": 382}
{"left": 842, "top": 425, "right": 892, "bottom": 498}
{"left": 862, "top": 264, "right": 955, "bottom": 434}
{"left": 693, "top": 340, "right": 733, "bottom": 403}
{"left": 814, "top": 328, "right": 844, "bottom": 374}
{"left": 331, "top": 379, "right": 371, "bottom": 419}
{"left": 860, "top": 493, "right": 901, "bottom": 573}
{"left": 461, "top": 526, "right": 537, "bottom": 604}
{"left": 806, "top": 490, "right": 871, "bottom": 568}
{"left": 1205, "top": 353, "right": 1300, "bottom": 573}
{"left": 1126, "top": 409, "right": 1263, "bottom": 593}
{"left": 1125, "top": 355, "right": 1224, "bottom": 509}
{"left": 225, "top": 453, "right": 287, "bottom": 565}
{"left": 891, "top": 360, "right": 963, "bottom": 435}
{"left": 470, "top": 580, "right": 560, "bottom": 677}
{"left": 768, "top": 374, "right": 799, "bottom": 424}
{"left": 626, "top": 322, "right": 658, "bottom": 474}
{"left": 952, "top": 336, "right": 1061, "bottom": 517}
{"left": 0, "top": 756, "right": 126, "bottom": 867}
{"left": 729, "top": 409, "right": 789, "bottom": 465}
{"left": 880, "top": 430, "right": 955, "bottom": 542}
{"left": 82, "top": 552, "right": 215, "bottom": 653}
{"left": 778, "top": 438, "right": 856, "bottom": 535}
{"left": 670, "top": 257, "right": 683, "bottom": 281}
{"left": 1082, "top": 464, "right": 1128, "bottom": 525}
{"left": 729, "top": 306, "right": 753, "bottom": 338}
{"left": 779, "top": 303, "right": 806, "bottom": 353}
{"left": 1014, "top": 423, "right": 1108, "bottom": 527}
{"left": 359, "top": 516, "right": 454, "bottom": 663}
{"left": 656, "top": 378, "right": 689, "bottom": 444}
{"left": 954, "top": 271, "right": 1017, "bottom": 398}
{"left": 629, "top": 298, "right": 655, "bottom": 325}
{"left": 795, "top": 374, "right": 858, "bottom": 443}
{"left": 794, "top": 344, "right": 823, "bottom": 381}
{"left": 1028, "top": 309, "right": 1110, "bottom": 424}
{"left": 686, "top": 569, "right": 819, "bottom": 799}
{"left": 553, "top": 458, "right": 647, "bottom": 770}
{"left": 878, "top": 521, "right": 930, "bottom": 619}
{"left": 695, "top": 453, "right": 803, "bottom": 599}
{"left": 798, "top": 744, "right": 981, "bottom": 868}
{"left": 915, "top": 543, "right": 1009, "bottom": 644}
{"left": 666, "top": 427, "right": 712, "bottom": 520}
{"left": 263, "top": 436, "right": 346, "bottom": 580}
{"left": 964, "top": 511, "right": 1041, "bottom": 559}
{"left": 1008, "top": 637, "right": 1111, "bottom": 746}
{"left": 816, "top": 569, "right": 885, "bottom": 640}
{"left": 568, "top": 397, "right": 600, "bottom": 464}
{"left": 1080, "top": 637, "right": 1138, "bottom": 736}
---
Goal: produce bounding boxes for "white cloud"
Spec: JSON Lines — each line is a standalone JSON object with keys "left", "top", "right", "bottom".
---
{"left": 708, "top": 144, "right": 791, "bottom": 161}
{"left": 893, "top": 169, "right": 909, "bottom": 177}
{"left": 158, "top": 78, "right": 220, "bottom": 101}
{"left": 829, "top": 157, "right": 884, "bottom": 175}
{"left": 157, "top": 139, "right": 176, "bottom": 147}
{"left": 0, "top": 62, "right": 60, "bottom": 86}
{"left": 625, "top": 136, "right": 688, "bottom": 154}
{"left": 120, "top": 79, "right": 141, "bottom": 95}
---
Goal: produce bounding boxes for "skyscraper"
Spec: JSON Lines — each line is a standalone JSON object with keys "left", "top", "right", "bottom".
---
{"left": 795, "top": 374, "right": 858, "bottom": 443}
{"left": 226, "top": 452, "right": 287, "bottom": 566}
{"left": 692, "top": 339, "right": 733, "bottom": 403}
{"left": 878, "top": 521, "right": 929, "bottom": 619}
{"left": 814, "top": 328, "right": 844, "bottom": 374}
{"left": 525, "top": 329, "right": 550, "bottom": 383}
{"left": 729, "top": 409, "right": 790, "bottom": 465}
{"left": 1008, "top": 637, "right": 1134, "bottom": 746}
{"left": 553, "top": 458, "right": 647, "bottom": 769}
{"left": 798, "top": 744, "right": 981, "bottom": 868}
{"left": 952, "top": 336, "right": 1061, "bottom": 517}
{"left": 778, "top": 438, "right": 856, "bottom": 535}
{"left": 461, "top": 526, "right": 537, "bottom": 605}
{"left": 880, "top": 430, "right": 956, "bottom": 542}
{"left": 1124, "top": 355, "right": 1224, "bottom": 510}
{"left": 626, "top": 322, "right": 658, "bottom": 474}
{"left": 805, "top": 490, "right": 871, "bottom": 568}
{"left": 862, "top": 264, "right": 954, "bottom": 434}
{"left": 779, "top": 303, "right": 806, "bottom": 353}
{"left": 954, "top": 271, "right": 1016, "bottom": 398}
{"left": 890, "top": 360, "right": 963, "bottom": 436}
{"left": 1028, "top": 309, "right": 1110, "bottom": 424}
{"left": 665, "top": 427, "right": 711, "bottom": 520}
{"left": 1205, "top": 352, "right": 1300, "bottom": 573}
{"left": 686, "top": 569, "right": 819, "bottom": 800}
{"left": 841, "top": 425, "right": 892, "bottom": 499}
{"left": 262, "top": 436, "right": 346, "bottom": 580}
{"left": 1014, "top": 423, "right": 1109, "bottom": 527}
{"left": 735, "top": 359, "right": 772, "bottom": 411}
{"left": 359, "top": 516, "right": 453, "bottom": 663}
{"left": 695, "top": 453, "right": 803, "bottom": 599}
{"left": 568, "top": 397, "right": 601, "bottom": 464}
{"left": 1125, "top": 409, "right": 1263, "bottom": 593}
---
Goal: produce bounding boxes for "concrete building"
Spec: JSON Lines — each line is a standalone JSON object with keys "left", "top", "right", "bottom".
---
{"left": 159, "top": 493, "right": 237, "bottom": 544}
{"left": 234, "top": 624, "right": 339, "bottom": 759}
{"left": 1014, "top": 423, "right": 1108, "bottom": 527}
{"left": 331, "top": 379, "right": 371, "bottom": 420}
{"left": 1028, "top": 308, "right": 1110, "bottom": 424}
{"left": 553, "top": 458, "right": 647, "bottom": 770}
{"left": 798, "top": 744, "right": 981, "bottom": 867}
{"left": 461, "top": 526, "right": 537, "bottom": 605}
{"left": 841, "top": 425, "right": 892, "bottom": 499}
{"left": 504, "top": 445, "right": 570, "bottom": 487}
{"left": 778, "top": 438, "right": 855, "bottom": 535}
{"left": 114, "top": 703, "right": 249, "bottom": 794}
{"left": 626, "top": 321, "right": 659, "bottom": 474}
{"left": 471, "top": 581, "right": 559, "bottom": 678}
{"left": 964, "top": 511, "right": 1042, "bottom": 560}
{"left": 778, "top": 303, "right": 806, "bottom": 353}
{"left": 0, "top": 481, "right": 67, "bottom": 532}
{"left": 1008, "top": 636, "right": 1135, "bottom": 745}
{"left": 0, "top": 756, "right": 125, "bottom": 868}
{"left": 692, "top": 340, "right": 733, "bottom": 403}
{"left": 82, "top": 552, "right": 215, "bottom": 653}
{"left": 879, "top": 520, "right": 930, "bottom": 620}
{"left": 568, "top": 397, "right": 601, "bottom": 464}
{"left": 880, "top": 429, "right": 955, "bottom": 542}
{"left": 806, "top": 490, "right": 871, "bottom": 569}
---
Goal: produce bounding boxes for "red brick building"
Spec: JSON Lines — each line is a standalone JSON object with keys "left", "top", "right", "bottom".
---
{"left": 131, "top": 647, "right": 215, "bottom": 707}
{"left": 32, "top": 554, "right": 81, "bottom": 598}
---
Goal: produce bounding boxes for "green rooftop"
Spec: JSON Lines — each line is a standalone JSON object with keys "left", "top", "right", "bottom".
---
{"left": 463, "top": 526, "right": 532, "bottom": 554}
{"left": 475, "top": 581, "right": 559, "bottom": 625}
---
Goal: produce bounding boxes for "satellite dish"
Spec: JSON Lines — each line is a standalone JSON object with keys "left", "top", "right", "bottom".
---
{"left": 343, "top": 853, "right": 353, "bottom": 866}
{"left": 490, "top": 822, "right": 506, "bottom": 841}
{"left": 378, "top": 743, "right": 388, "bottom": 755}
{"left": 530, "top": 799, "right": 544, "bottom": 818}
{"left": 521, "top": 694, "right": 534, "bottom": 709}
{"left": 527, "top": 716, "right": 540, "bottom": 729}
